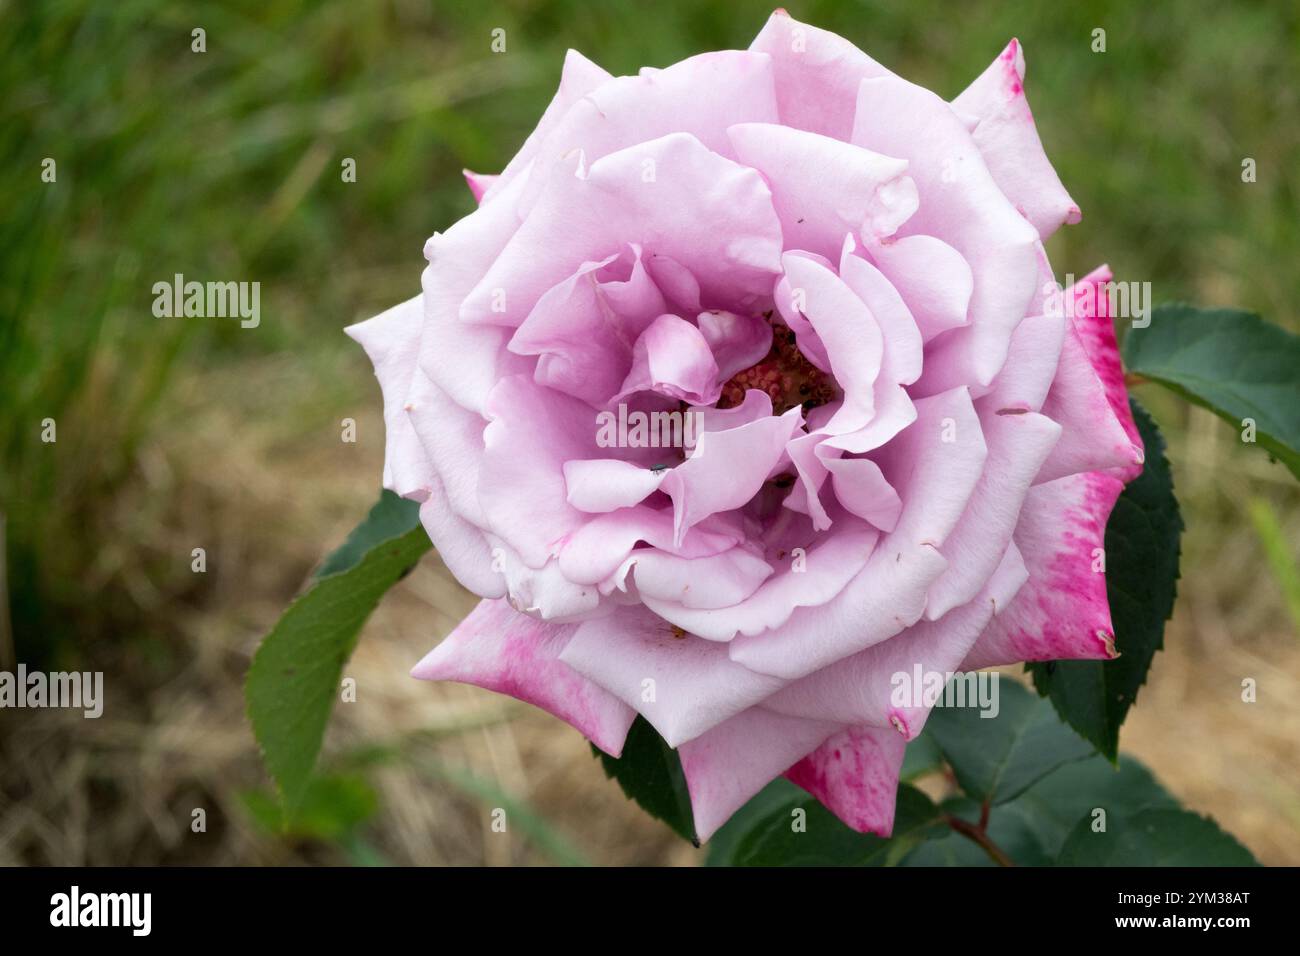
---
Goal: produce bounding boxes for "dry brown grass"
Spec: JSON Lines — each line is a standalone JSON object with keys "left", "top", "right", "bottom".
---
{"left": 1, "top": 357, "right": 1296, "bottom": 866}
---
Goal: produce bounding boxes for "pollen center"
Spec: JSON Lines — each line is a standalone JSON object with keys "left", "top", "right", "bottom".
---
{"left": 718, "top": 315, "right": 837, "bottom": 415}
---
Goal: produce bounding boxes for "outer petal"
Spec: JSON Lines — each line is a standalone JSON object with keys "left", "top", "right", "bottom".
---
{"left": 952, "top": 39, "right": 1081, "bottom": 240}
{"left": 1036, "top": 284, "right": 1145, "bottom": 484}
{"left": 479, "top": 375, "right": 600, "bottom": 566}
{"left": 417, "top": 480, "right": 504, "bottom": 598}
{"left": 418, "top": 169, "right": 536, "bottom": 414}
{"left": 1064, "top": 265, "right": 1145, "bottom": 481}
{"left": 345, "top": 295, "right": 432, "bottom": 500}
{"left": 784, "top": 725, "right": 906, "bottom": 835}
{"left": 923, "top": 408, "right": 1061, "bottom": 620}
{"left": 480, "top": 49, "right": 613, "bottom": 204}
{"left": 411, "top": 599, "right": 636, "bottom": 756}
{"left": 678, "top": 705, "right": 841, "bottom": 842}
{"left": 748, "top": 10, "right": 892, "bottom": 141}
{"left": 962, "top": 472, "right": 1124, "bottom": 668}
{"left": 517, "top": 50, "right": 780, "bottom": 213}
{"left": 559, "top": 605, "right": 783, "bottom": 748}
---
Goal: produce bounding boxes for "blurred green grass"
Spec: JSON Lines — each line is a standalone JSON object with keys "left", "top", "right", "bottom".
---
{"left": 0, "top": 0, "right": 1297, "bottom": 866}
{"left": 1, "top": 0, "right": 1296, "bottom": 666}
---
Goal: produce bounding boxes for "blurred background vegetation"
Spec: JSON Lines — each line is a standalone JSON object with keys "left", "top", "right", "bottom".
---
{"left": 1, "top": 0, "right": 1296, "bottom": 865}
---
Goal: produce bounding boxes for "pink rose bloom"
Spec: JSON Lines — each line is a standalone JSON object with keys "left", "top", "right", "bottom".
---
{"left": 348, "top": 12, "right": 1144, "bottom": 841}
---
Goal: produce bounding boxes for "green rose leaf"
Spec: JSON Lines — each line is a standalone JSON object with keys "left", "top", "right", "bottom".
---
{"left": 594, "top": 716, "right": 696, "bottom": 843}
{"left": 1057, "top": 807, "right": 1258, "bottom": 866}
{"left": 925, "top": 678, "right": 1095, "bottom": 806}
{"left": 902, "top": 753, "right": 1178, "bottom": 866}
{"left": 1122, "top": 303, "right": 1300, "bottom": 478}
{"left": 246, "top": 490, "right": 430, "bottom": 812}
{"left": 708, "top": 782, "right": 944, "bottom": 867}
{"left": 1029, "top": 400, "right": 1182, "bottom": 759}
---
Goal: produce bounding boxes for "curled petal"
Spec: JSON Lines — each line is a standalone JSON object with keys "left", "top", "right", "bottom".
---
{"left": 563, "top": 458, "right": 665, "bottom": 514}
{"left": 728, "top": 122, "right": 918, "bottom": 258}
{"left": 411, "top": 599, "right": 636, "bottom": 756}
{"left": 345, "top": 295, "right": 433, "bottom": 501}
{"left": 612, "top": 313, "right": 721, "bottom": 406}
{"left": 853, "top": 75, "right": 1040, "bottom": 388}
{"left": 464, "top": 133, "right": 784, "bottom": 328}
{"left": 697, "top": 309, "right": 774, "bottom": 382}
{"left": 952, "top": 39, "right": 1081, "bottom": 240}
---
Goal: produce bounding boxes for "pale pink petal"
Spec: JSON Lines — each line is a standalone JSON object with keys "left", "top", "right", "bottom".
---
{"left": 479, "top": 375, "right": 600, "bottom": 566}
{"left": 697, "top": 309, "right": 774, "bottom": 381}
{"left": 824, "top": 456, "right": 903, "bottom": 533}
{"left": 781, "top": 253, "right": 883, "bottom": 434}
{"left": 766, "top": 543, "right": 1027, "bottom": 729}
{"left": 517, "top": 50, "right": 780, "bottom": 212}
{"left": 563, "top": 459, "right": 665, "bottom": 513}
{"left": 507, "top": 253, "right": 631, "bottom": 407}
{"left": 480, "top": 49, "right": 613, "bottom": 204}
{"left": 729, "top": 388, "right": 985, "bottom": 678}
{"left": 839, "top": 241, "right": 923, "bottom": 385}
{"left": 557, "top": 506, "right": 743, "bottom": 586}
{"left": 864, "top": 234, "right": 973, "bottom": 345}
{"left": 748, "top": 10, "right": 892, "bottom": 141}
{"left": 411, "top": 599, "right": 636, "bottom": 756}
{"left": 612, "top": 314, "right": 721, "bottom": 406}
{"left": 405, "top": 374, "right": 489, "bottom": 528}
{"left": 660, "top": 406, "right": 804, "bottom": 544}
{"left": 463, "top": 133, "right": 783, "bottom": 328}
{"left": 462, "top": 169, "right": 498, "bottom": 204}
{"left": 952, "top": 39, "right": 1081, "bottom": 240}
{"left": 923, "top": 409, "right": 1061, "bottom": 620}
{"left": 417, "top": 480, "right": 505, "bottom": 599}
{"left": 608, "top": 545, "right": 773, "bottom": 610}
{"left": 679, "top": 705, "right": 841, "bottom": 842}
{"left": 642, "top": 521, "right": 879, "bottom": 641}
{"left": 853, "top": 76, "right": 1040, "bottom": 388}
{"left": 345, "top": 295, "right": 433, "bottom": 501}
{"left": 417, "top": 170, "right": 535, "bottom": 414}
{"left": 559, "top": 606, "right": 783, "bottom": 748}
{"left": 728, "top": 122, "right": 917, "bottom": 259}
{"left": 481, "top": 536, "right": 602, "bottom": 622}
{"left": 980, "top": 312, "right": 1066, "bottom": 413}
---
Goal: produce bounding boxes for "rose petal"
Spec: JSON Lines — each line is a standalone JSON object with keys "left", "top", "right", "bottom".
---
{"left": 784, "top": 725, "right": 906, "bottom": 835}
{"left": 748, "top": 10, "right": 892, "bottom": 141}
{"left": 559, "top": 605, "right": 783, "bottom": 748}
{"left": 463, "top": 133, "right": 784, "bottom": 328}
{"left": 728, "top": 122, "right": 918, "bottom": 258}
{"left": 679, "top": 705, "right": 841, "bottom": 842}
{"left": 952, "top": 39, "right": 1081, "bottom": 240}
{"left": 962, "top": 472, "right": 1124, "bottom": 667}
{"left": 411, "top": 599, "right": 636, "bottom": 756}
{"left": 345, "top": 295, "right": 433, "bottom": 501}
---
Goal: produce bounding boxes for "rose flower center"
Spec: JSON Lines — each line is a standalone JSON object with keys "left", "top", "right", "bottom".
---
{"left": 717, "top": 314, "right": 838, "bottom": 416}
